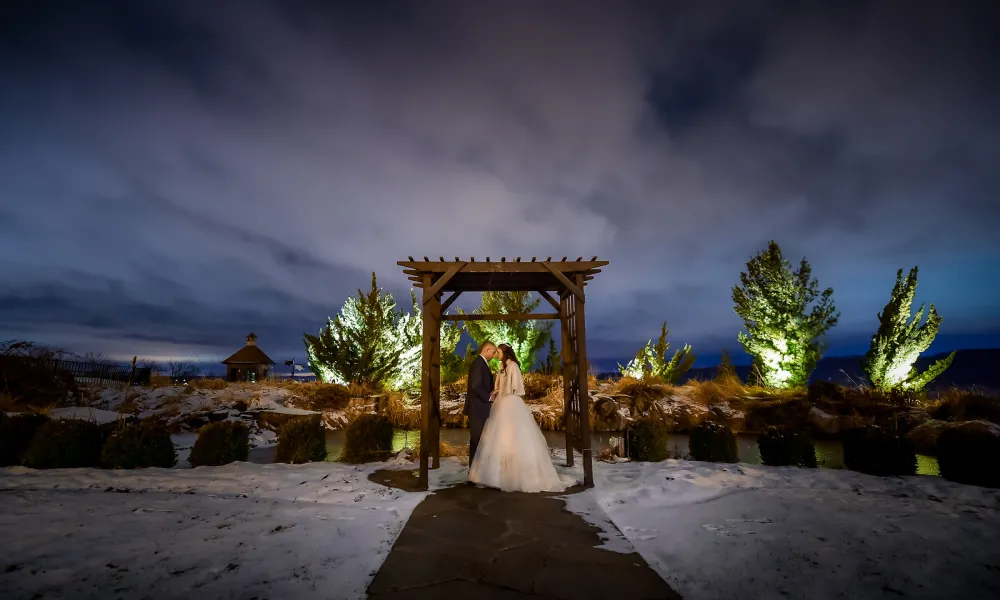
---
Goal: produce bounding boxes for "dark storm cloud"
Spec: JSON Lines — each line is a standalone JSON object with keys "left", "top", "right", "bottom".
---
{"left": 0, "top": 0, "right": 998, "bottom": 364}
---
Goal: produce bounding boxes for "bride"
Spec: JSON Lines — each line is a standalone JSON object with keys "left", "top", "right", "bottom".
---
{"left": 469, "top": 343, "right": 572, "bottom": 493}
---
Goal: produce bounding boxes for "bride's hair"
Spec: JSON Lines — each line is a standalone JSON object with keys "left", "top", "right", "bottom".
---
{"left": 498, "top": 344, "right": 519, "bottom": 373}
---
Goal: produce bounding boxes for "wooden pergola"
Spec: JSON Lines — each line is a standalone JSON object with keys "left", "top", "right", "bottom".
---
{"left": 398, "top": 256, "right": 609, "bottom": 490}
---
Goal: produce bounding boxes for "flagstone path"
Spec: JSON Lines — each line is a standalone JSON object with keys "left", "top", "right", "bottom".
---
{"left": 366, "top": 471, "right": 682, "bottom": 599}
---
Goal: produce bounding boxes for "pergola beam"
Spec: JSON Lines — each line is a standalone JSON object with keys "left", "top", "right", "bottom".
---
{"left": 541, "top": 261, "right": 584, "bottom": 299}
{"left": 423, "top": 262, "right": 467, "bottom": 304}
{"left": 443, "top": 313, "right": 559, "bottom": 321}
{"left": 440, "top": 290, "right": 462, "bottom": 313}
{"left": 537, "top": 290, "right": 560, "bottom": 311}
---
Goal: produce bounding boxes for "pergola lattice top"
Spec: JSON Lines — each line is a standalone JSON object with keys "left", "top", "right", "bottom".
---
{"left": 398, "top": 256, "right": 608, "bottom": 297}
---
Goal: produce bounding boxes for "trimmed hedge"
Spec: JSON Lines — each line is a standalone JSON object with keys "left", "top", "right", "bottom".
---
{"left": 274, "top": 416, "right": 327, "bottom": 464}
{"left": 937, "top": 423, "right": 1000, "bottom": 488}
{"left": 843, "top": 425, "right": 916, "bottom": 477}
{"left": 341, "top": 414, "right": 393, "bottom": 463}
{"left": 626, "top": 415, "right": 670, "bottom": 462}
{"left": 689, "top": 422, "right": 738, "bottom": 463}
{"left": 102, "top": 420, "right": 177, "bottom": 469}
{"left": 189, "top": 421, "right": 249, "bottom": 467}
{"left": 757, "top": 428, "right": 817, "bottom": 468}
{"left": 21, "top": 419, "right": 111, "bottom": 469}
{"left": 0, "top": 413, "right": 51, "bottom": 466}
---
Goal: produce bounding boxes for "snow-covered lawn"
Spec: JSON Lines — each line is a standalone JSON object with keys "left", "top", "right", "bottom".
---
{"left": 0, "top": 459, "right": 463, "bottom": 600}
{"left": 3, "top": 452, "right": 998, "bottom": 600}
{"left": 564, "top": 458, "right": 1000, "bottom": 600}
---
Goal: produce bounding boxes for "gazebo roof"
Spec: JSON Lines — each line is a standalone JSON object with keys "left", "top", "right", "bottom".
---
{"left": 222, "top": 345, "right": 275, "bottom": 365}
{"left": 398, "top": 257, "right": 608, "bottom": 294}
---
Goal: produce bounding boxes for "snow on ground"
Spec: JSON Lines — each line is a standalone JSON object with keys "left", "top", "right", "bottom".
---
{"left": 564, "top": 458, "right": 1000, "bottom": 600}
{"left": 0, "top": 459, "right": 464, "bottom": 600}
{"left": 47, "top": 407, "right": 124, "bottom": 424}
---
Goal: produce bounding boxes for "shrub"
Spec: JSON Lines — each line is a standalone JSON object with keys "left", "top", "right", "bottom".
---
{"left": 274, "top": 416, "right": 327, "bottom": 464}
{"left": 757, "top": 427, "right": 817, "bottom": 467}
{"left": 936, "top": 423, "right": 1000, "bottom": 488}
{"left": 21, "top": 418, "right": 109, "bottom": 469}
{"left": 101, "top": 420, "right": 177, "bottom": 469}
{"left": 626, "top": 415, "right": 670, "bottom": 462}
{"left": 932, "top": 390, "right": 1000, "bottom": 425}
{"left": 189, "top": 421, "right": 249, "bottom": 467}
{"left": 0, "top": 413, "right": 51, "bottom": 466}
{"left": 843, "top": 425, "right": 916, "bottom": 476}
{"left": 689, "top": 422, "right": 738, "bottom": 463}
{"left": 341, "top": 414, "right": 393, "bottom": 463}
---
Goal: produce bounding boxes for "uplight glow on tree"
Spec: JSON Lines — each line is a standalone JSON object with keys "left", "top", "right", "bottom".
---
{"left": 862, "top": 267, "right": 954, "bottom": 391}
{"left": 458, "top": 291, "right": 552, "bottom": 370}
{"left": 732, "top": 241, "right": 839, "bottom": 389}
{"left": 618, "top": 321, "right": 695, "bottom": 384}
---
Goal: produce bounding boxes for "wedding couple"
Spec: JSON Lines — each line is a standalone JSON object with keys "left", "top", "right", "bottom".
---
{"left": 463, "top": 341, "right": 573, "bottom": 493}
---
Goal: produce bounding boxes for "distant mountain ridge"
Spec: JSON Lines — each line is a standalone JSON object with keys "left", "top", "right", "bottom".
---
{"left": 666, "top": 348, "right": 999, "bottom": 392}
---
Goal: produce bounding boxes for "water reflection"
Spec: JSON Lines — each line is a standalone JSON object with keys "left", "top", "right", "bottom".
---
{"left": 248, "top": 428, "right": 939, "bottom": 475}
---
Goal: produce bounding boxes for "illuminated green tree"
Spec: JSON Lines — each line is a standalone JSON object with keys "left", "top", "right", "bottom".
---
{"left": 395, "top": 291, "right": 464, "bottom": 389}
{"left": 304, "top": 273, "right": 402, "bottom": 388}
{"left": 732, "top": 241, "right": 839, "bottom": 389}
{"left": 305, "top": 276, "right": 464, "bottom": 390}
{"left": 458, "top": 292, "right": 552, "bottom": 369}
{"left": 862, "top": 267, "right": 954, "bottom": 391}
{"left": 618, "top": 322, "right": 695, "bottom": 384}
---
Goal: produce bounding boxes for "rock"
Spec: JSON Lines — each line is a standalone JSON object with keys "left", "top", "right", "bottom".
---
{"left": 232, "top": 400, "right": 249, "bottom": 413}
{"left": 809, "top": 407, "right": 841, "bottom": 435}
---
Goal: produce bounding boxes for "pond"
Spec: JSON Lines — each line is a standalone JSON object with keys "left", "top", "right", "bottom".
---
{"left": 249, "top": 428, "right": 941, "bottom": 475}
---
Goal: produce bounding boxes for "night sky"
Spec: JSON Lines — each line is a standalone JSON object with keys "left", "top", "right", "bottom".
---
{"left": 1, "top": 0, "right": 998, "bottom": 370}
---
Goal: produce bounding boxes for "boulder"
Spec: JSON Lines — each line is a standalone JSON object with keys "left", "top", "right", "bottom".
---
{"left": 809, "top": 407, "right": 841, "bottom": 435}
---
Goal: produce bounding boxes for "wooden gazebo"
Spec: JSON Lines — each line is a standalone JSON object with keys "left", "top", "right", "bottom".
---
{"left": 398, "top": 256, "right": 608, "bottom": 490}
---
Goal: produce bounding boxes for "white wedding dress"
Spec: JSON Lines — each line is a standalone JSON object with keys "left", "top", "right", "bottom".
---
{"left": 469, "top": 360, "right": 573, "bottom": 493}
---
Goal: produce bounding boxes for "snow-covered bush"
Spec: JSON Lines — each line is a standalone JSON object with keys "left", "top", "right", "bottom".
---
{"left": 21, "top": 418, "right": 108, "bottom": 469}
{"left": 936, "top": 423, "right": 1000, "bottom": 488}
{"left": 757, "top": 427, "right": 817, "bottom": 467}
{"left": 341, "top": 414, "right": 393, "bottom": 463}
{"left": 274, "top": 416, "right": 327, "bottom": 464}
{"left": 189, "top": 421, "right": 249, "bottom": 467}
{"left": 843, "top": 425, "right": 916, "bottom": 476}
{"left": 101, "top": 420, "right": 177, "bottom": 469}
{"left": 689, "top": 422, "right": 738, "bottom": 463}
{"left": 0, "top": 412, "right": 50, "bottom": 466}
{"left": 626, "top": 415, "right": 670, "bottom": 462}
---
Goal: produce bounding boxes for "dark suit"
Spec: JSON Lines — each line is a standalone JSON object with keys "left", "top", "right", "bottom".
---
{"left": 464, "top": 355, "right": 494, "bottom": 463}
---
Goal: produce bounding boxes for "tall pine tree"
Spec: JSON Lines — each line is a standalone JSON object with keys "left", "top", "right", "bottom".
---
{"left": 458, "top": 291, "right": 552, "bottom": 369}
{"left": 304, "top": 273, "right": 404, "bottom": 389}
{"left": 862, "top": 267, "right": 954, "bottom": 391}
{"left": 732, "top": 241, "right": 839, "bottom": 388}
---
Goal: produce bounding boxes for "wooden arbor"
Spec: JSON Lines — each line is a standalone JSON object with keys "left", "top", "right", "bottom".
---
{"left": 398, "top": 256, "right": 609, "bottom": 490}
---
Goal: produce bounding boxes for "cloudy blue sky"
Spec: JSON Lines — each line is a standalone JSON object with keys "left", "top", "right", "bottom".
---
{"left": 1, "top": 0, "right": 998, "bottom": 370}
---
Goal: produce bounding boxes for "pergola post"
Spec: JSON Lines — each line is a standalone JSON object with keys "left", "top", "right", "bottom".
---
{"left": 419, "top": 274, "right": 442, "bottom": 489}
{"left": 560, "top": 292, "right": 574, "bottom": 468}
{"left": 574, "top": 273, "right": 593, "bottom": 487}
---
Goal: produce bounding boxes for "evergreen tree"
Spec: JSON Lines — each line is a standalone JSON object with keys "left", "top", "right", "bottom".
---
{"left": 458, "top": 291, "right": 552, "bottom": 369}
{"left": 732, "top": 241, "right": 839, "bottom": 388}
{"left": 304, "top": 273, "right": 403, "bottom": 388}
{"left": 716, "top": 348, "right": 740, "bottom": 383}
{"left": 618, "top": 322, "right": 695, "bottom": 384}
{"left": 862, "top": 267, "right": 954, "bottom": 391}
{"left": 540, "top": 339, "right": 560, "bottom": 374}
{"left": 395, "top": 290, "right": 465, "bottom": 389}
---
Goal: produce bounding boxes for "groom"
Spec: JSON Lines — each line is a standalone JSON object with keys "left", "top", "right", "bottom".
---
{"left": 464, "top": 341, "right": 498, "bottom": 465}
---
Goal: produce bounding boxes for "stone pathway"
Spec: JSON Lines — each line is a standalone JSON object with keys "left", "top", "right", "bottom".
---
{"left": 366, "top": 475, "right": 682, "bottom": 599}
